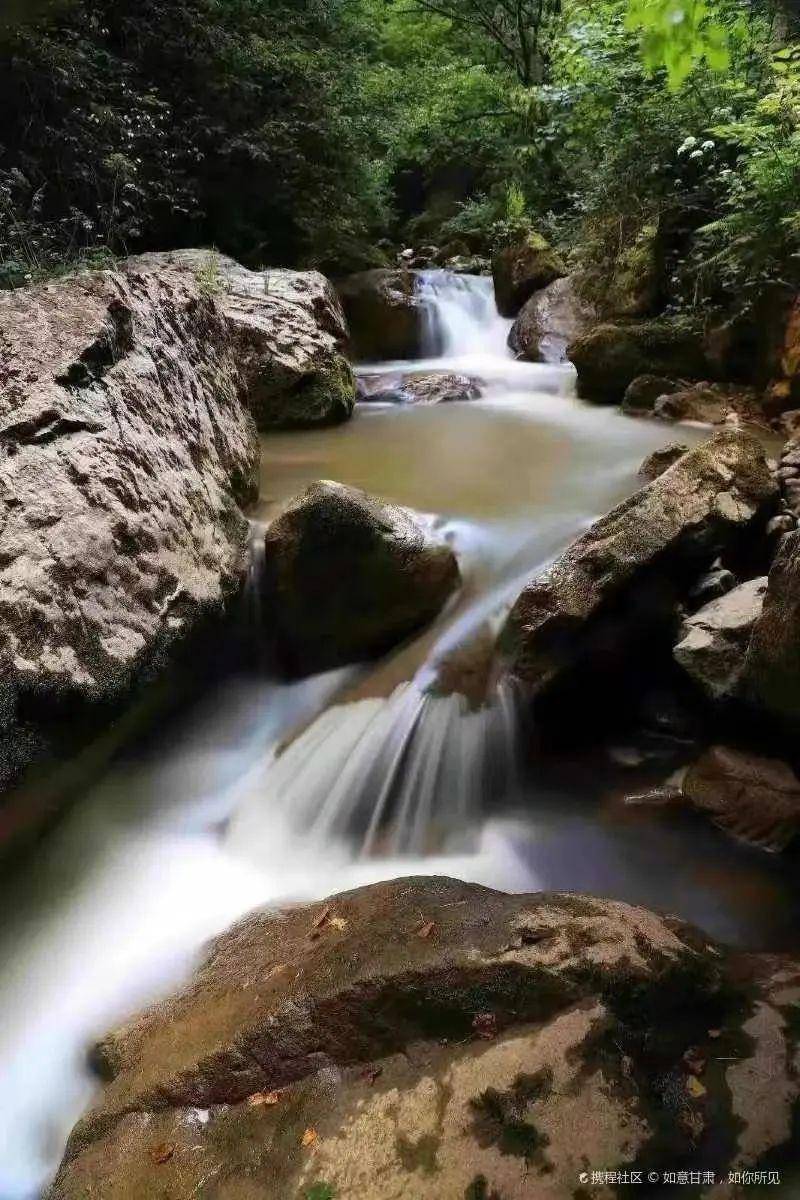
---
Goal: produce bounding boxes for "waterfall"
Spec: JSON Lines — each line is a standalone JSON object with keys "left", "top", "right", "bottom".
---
{"left": 416, "top": 269, "right": 513, "bottom": 360}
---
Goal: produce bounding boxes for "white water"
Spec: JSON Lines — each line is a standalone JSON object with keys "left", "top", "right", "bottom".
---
{"left": 2, "top": 270, "right": 794, "bottom": 1199}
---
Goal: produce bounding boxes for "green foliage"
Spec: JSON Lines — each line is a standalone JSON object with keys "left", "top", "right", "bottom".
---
{"left": 306, "top": 1182, "right": 335, "bottom": 1200}
{"left": 625, "top": 0, "right": 730, "bottom": 87}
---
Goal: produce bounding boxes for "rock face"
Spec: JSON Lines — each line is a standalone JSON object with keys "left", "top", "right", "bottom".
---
{"left": 638, "top": 442, "right": 689, "bottom": 480}
{"left": 507, "top": 275, "right": 597, "bottom": 363}
{"left": 50, "top": 877, "right": 800, "bottom": 1200}
{"left": 491, "top": 234, "right": 566, "bottom": 318}
{"left": 601, "top": 221, "right": 665, "bottom": 319}
{"left": 0, "top": 264, "right": 259, "bottom": 795}
{"left": 744, "top": 530, "right": 800, "bottom": 725}
{"left": 337, "top": 269, "right": 424, "bottom": 361}
{"left": 504, "top": 431, "right": 777, "bottom": 691}
{"left": 674, "top": 577, "right": 767, "bottom": 701}
{"left": 127, "top": 250, "right": 355, "bottom": 430}
{"left": 683, "top": 745, "right": 800, "bottom": 851}
{"left": 260, "top": 480, "right": 460, "bottom": 674}
{"left": 568, "top": 321, "right": 707, "bottom": 404}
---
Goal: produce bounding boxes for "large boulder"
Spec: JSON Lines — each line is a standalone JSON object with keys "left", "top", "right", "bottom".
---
{"left": 673, "top": 577, "right": 767, "bottom": 701}
{"left": 127, "top": 250, "right": 355, "bottom": 430}
{"left": 337, "top": 269, "right": 425, "bottom": 361}
{"left": 682, "top": 744, "right": 800, "bottom": 851}
{"left": 744, "top": 530, "right": 800, "bottom": 725}
{"left": 491, "top": 234, "right": 566, "bottom": 318}
{"left": 653, "top": 382, "right": 764, "bottom": 427}
{"left": 0, "top": 265, "right": 259, "bottom": 805}
{"left": 507, "top": 275, "right": 597, "bottom": 363}
{"left": 568, "top": 320, "right": 707, "bottom": 404}
{"left": 504, "top": 431, "right": 777, "bottom": 692}
{"left": 50, "top": 877, "right": 800, "bottom": 1200}
{"left": 638, "top": 442, "right": 689, "bottom": 481}
{"left": 260, "top": 480, "right": 460, "bottom": 674}
{"left": 601, "top": 220, "right": 665, "bottom": 319}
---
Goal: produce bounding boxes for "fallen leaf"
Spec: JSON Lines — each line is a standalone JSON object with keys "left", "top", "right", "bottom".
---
{"left": 472, "top": 1012, "right": 497, "bottom": 1040}
{"left": 150, "top": 1142, "right": 175, "bottom": 1165}
{"left": 302, "top": 1127, "right": 319, "bottom": 1147}
{"left": 360, "top": 1065, "right": 383, "bottom": 1085}
{"left": 248, "top": 1090, "right": 281, "bottom": 1107}
{"left": 416, "top": 920, "right": 436, "bottom": 939}
{"left": 686, "top": 1075, "right": 707, "bottom": 1098}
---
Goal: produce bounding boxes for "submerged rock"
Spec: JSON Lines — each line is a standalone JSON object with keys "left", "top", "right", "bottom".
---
{"left": 569, "top": 320, "right": 707, "bottom": 404}
{"left": 674, "top": 577, "right": 767, "bottom": 701}
{"left": 682, "top": 744, "right": 800, "bottom": 851}
{"left": 0, "top": 263, "right": 258, "bottom": 803}
{"left": 638, "top": 442, "right": 689, "bottom": 481}
{"left": 50, "top": 877, "right": 800, "bottom": 1199}
{"left": 491, "top": 234, "right": 566, "bottom": 318}
{"left": 260, "top": 480, "right": 460, "bottom": 674}
{"left": 126, "top": 250, "right": 355, "bottom": 430}
{"left": 337, "top": 268, "right": 425, "bottom": 360}
{"left": 507, "top": 274, "right": 597, "bottom": 363}
{"left": 399, "top": 372, "right": 482, "bottom": 404}
{"left": 504, "top": 431, "right": 777, "bottom": 693}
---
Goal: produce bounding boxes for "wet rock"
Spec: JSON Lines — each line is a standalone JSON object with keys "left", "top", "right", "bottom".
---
{"left": 491, "top": 234, "right": 566, "bottom": 318}
{"left": 399, "top": 372, "right": 482, "bottom": 405}
{"left": 126, "top": 250, "right": 355, "bottom": 430}
{"left": 744, "top": 530, "right": 800, "bottom": 725}
{"left": 763, "top": 292, "right": 800, "bottom": 413}
{"left": 682, "top": 745, "right": 800, "bottom": 850}
{"left": 622, "top": 373, "right": 682, "bottom": 414}
{"left": 260, "top": 480, "right": 460, "bottom": 674}
{"left": 674, "top": 577, "right": 767, "bottom": 701}
{"left": 507, "top": 275, "right": 597, "bottom": 364}
{"left": 653, "top": 382, "right": 763, "bottom": 427}
{"left": 568, "top": 321, "right": 707, "bottom": 404}
{"left": 504, "top": 431, "right": 777, "bottom": 692}
{"left": 0, "top": 264, "right": 259, "bottom": 807}
{"left": 638, "top": 442, "right": 689, "bottom": 481}
{"left": 337, "top": 268, "right": 424, "bottom": 361}
{"left": 50, "top": 877, "right": 800, "bottom": 1200}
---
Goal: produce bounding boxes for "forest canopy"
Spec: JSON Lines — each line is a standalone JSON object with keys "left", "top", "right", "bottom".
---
{"left": 0, "top": 0, "right": 798, "bottom": 316}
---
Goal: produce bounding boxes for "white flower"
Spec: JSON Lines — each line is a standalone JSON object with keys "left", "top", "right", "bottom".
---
{"left": 678, "top": 136, "right": 698, "bottom": 154}
{"left": 701, "top": 140, "right": 716, "bottom": 152}
{"left": 689, "top": 149, "right": 704, "bottom": 160}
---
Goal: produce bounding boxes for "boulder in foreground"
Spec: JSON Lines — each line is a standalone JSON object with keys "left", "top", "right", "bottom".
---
{"left": 260, "top": 480, "right": 460, "bottom": 673}
{"left": 682, "top": 744, "right": 800, "bottom": 851}
{"left": 0, "top": 263, "right": 259, "bottom": 801}
{"left": 128, "top": 250, "right": 355, "bottom": 430}
{"left": 50, "top": 877, "right": 800, "bottom": 1199}
{"left": 504, "top": 431, "right": 776, "bottom": 692}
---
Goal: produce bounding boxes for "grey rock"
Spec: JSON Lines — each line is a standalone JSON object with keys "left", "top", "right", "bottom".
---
{"left": 508, "top": 275, "right": 597, "bottom": 364}
{"left": 674, "top": 577, "right": 767, "bottom": 700}
{"left": 638, "top": 442, "right": 689, "bottom": 481}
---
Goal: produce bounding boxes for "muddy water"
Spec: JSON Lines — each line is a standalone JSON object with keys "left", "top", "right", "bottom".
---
{"left": 0, "top": 273, "right": 797, "bottom": 1199}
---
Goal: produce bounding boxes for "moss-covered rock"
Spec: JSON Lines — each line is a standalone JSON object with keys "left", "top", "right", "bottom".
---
{"left": 259, "top": 480, "right": 460, "bottom": 674}
{"left": 568, "top": 319, "right": 708, "bottom": 404}
{"left": 603, "top": 221, "right": 665, "bottom": 318}
{"left": 491, "top": 234, "right": 566, "bottom": 318}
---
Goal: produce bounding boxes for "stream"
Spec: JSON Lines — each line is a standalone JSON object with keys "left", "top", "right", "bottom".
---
{"left": 1, "top": 271, "right": 799, "bottom": 1199}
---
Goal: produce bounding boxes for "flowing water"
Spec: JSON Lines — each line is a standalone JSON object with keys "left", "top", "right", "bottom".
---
{"left": 1, "top": 271, "right": 799, "bottom": 1199}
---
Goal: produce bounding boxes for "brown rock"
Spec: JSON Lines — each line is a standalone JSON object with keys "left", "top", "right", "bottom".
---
{"left": 683, "top": 745, "right": 800, "bottom": 851}
{"left": 260, "top": 480, "right": 460, "bottom": 674}
{"left": 337, "top": 269, "right": 425, "bottom": 361}
{"left": 744, "top": 529, "right": 800, "bottom": 724}
{"left": 622, "top": 374, "right": 682, "bottom": 414}
{"left": 399, "top": 372, "right": 482, "bottom": 404}
{"left": 491, "top": 234, "right": 566, "bottom": 318}
{"left": 49, "top": 878, "right": 800, "bottom": 1200}
{"left": 504, "top": 431, "right": 777, "bottom": 691}
{"left": 653, "top": 382, "right": 764, "bottom": 427}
